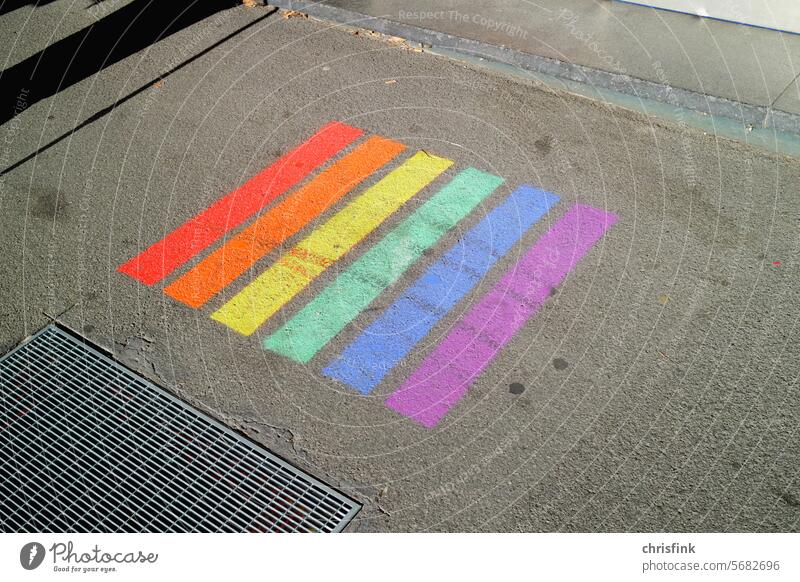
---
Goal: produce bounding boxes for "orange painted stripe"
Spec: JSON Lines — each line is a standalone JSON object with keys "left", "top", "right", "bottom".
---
{"left": 164, "top": 135, "right": 405, "bottom": 308}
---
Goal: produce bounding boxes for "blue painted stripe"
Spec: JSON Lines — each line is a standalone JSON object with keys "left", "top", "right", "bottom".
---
{"left": 323, "top": 184, "right": 560, "bottom": 393}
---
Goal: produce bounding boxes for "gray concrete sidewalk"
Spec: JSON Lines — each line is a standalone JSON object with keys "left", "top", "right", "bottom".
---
{"left": 0, "top": 1, "right": 798, "bottom": 532}
{"left": 270, "top": 0, "right": 800, "bottom": 134}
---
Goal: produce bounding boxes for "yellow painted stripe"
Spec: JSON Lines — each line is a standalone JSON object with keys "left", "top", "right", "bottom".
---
{"left": 211, "top": 151, "right": 453, "bottom": 335}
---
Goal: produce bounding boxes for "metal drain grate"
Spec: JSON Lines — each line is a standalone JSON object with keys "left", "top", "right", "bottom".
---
{"left": 0, "top": 325, "right": 360, "bottom": 533}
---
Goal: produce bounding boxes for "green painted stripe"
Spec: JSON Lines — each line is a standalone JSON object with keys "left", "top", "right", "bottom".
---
{"left": 264, "top": 167, "right": 504, "bottom": 363}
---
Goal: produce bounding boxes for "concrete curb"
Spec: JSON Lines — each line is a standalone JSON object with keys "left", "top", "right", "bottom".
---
{"left": 267, "top": 0, "right": 800, "bottom": 137}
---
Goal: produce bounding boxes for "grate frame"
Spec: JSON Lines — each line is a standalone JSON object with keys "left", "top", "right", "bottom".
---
{"left": 0, "top": 324, "right": 360, "bottom": 533}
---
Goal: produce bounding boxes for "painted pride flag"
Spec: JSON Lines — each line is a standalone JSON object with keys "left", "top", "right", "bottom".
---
{"left": 119, "top": 121, "right": 617, "bottom": 427}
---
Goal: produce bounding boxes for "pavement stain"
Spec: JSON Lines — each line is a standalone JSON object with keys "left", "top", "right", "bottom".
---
{"left": 534, "top": 135, "right": 553, "bottom": 155}
{"left": 31, "top": 188, "right": 69, "bottom": 220}
{"left": 772, "top": 486, "right": 800, "bottom": 508}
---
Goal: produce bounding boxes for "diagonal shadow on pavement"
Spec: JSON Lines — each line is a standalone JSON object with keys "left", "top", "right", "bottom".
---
{"left": 0, "top": 0, "right": 239, "bottom": 127}
{"left": 0, "top": 1, "right": 277, "bottom": 176}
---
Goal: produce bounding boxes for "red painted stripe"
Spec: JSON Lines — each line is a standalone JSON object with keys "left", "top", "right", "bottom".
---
{"left": 118, "top": 121, "right": 364, "bottom": 285}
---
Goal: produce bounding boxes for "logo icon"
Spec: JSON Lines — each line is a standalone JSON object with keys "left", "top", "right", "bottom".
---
{"left": 20, "top": 542, "right": 45, "bottom": 570}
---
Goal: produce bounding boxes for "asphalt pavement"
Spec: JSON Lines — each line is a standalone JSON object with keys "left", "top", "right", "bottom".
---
{"left": 0, "top": 1, "right": 798, "bottom": 532}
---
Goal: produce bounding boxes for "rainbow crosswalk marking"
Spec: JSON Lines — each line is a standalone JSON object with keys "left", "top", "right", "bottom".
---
{"left": 118, "top": 121, "right": 362, "bottom": 285}
{"left": 264, "top": 167, "right": 504, "bottom": 363}
{"left": 117, "top": 121, "right": 619, "bottom": 429}
{"left": 384, "top": 204, "right": 618, "bottom": 427}
{"left": 164, "top": 135, "right": 405, "bottom": 307}
{"left": 322, "top": 185, "right": 560, "bottom": 393}
{"left": 211, "top": 151, "right": 453, "bottom": 336}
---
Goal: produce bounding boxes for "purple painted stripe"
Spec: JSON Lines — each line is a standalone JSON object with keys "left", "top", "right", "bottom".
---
{"left": 385, "top": 204, "right": 618, "bottom": 428}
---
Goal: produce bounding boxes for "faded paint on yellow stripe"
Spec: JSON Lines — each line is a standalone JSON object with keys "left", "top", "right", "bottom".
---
{"left": 211, "top": 151, "right": 453, "bottom": 335}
